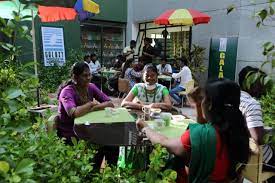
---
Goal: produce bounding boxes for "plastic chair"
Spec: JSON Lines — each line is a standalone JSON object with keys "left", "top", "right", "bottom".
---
{"left": 178, "top": 80, "right": 195, "bottom": 108}
{"left": 118, "top": 78, "right": 130, "bottom": 98}
{"left": 242, "top": 138, "right": 275, "bottom": 183}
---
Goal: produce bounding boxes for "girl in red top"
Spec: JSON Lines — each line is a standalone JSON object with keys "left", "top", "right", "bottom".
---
{"left": 137, "top": 79, "right": 250, "bottom": 183}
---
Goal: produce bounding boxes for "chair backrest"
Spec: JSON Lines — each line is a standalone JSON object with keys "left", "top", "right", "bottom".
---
{"left": 118, "top": 78, "right": 130, "bottom": 93}
{"left": 242, "top": 138, "right": 262, "bottom": 182}
{"left": 185, "top": 80, "right": 195, "bottom": 93}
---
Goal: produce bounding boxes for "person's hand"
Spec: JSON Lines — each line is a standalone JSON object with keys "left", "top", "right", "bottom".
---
{"left": 136, "top": 118, "right": 148, "bottom": 131}
{"left": 148, "top": 103, "right": 157, "bottom": 109}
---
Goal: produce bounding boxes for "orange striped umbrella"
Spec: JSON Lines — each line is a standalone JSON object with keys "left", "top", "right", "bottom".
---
{"left": 154, "top": 9, "right": 211, "bottom": 26}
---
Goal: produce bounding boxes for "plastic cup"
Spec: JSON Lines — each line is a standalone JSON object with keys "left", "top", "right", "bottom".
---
{"left": 105, "top": 107, "right": 112, "bottom": 117}
{"left": 160, "top": 112, "right": 172, "bottom": 126}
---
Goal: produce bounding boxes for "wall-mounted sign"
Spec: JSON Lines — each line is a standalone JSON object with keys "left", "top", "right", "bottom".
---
{"left": 208, "top": 37, "right": 238, "bottom": 80}
{"left": 41, "top": 26, "right": 66, "bottom": 66}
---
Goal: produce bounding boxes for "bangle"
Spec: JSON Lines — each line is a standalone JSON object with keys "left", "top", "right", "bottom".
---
{"left": 141, "top": 126, "right": 150, "bottom": 133}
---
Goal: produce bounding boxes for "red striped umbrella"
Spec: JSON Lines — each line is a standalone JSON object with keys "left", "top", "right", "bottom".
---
{"left": 154, "top": 9, "right": 211, "bottom": 26}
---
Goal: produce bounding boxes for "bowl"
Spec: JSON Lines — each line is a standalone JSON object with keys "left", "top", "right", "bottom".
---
{"left": 151, "top": 108, "right": 161, "bottom": 114}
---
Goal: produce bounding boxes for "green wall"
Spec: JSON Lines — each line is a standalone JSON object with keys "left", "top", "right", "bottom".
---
{"left": 18, "top": 0, "right": 127, "bottom": 62}
{"left": 92, "top": 0, "right": 127, "bottom": 22}
{"left": 34, "top": 18, "right": 81, "bottom": 62}
{"left": 18, "top": 18, "right": 81, "bottom": 63}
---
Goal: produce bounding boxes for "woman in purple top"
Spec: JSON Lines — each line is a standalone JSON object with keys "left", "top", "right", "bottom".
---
{"left": 57, "top": 62, "right": 117, "bottom": 169}
{"left": 57, "top": 62, "right": 113, "bottom": 139}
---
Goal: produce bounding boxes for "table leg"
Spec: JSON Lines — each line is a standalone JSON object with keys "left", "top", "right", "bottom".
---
{"left": 100, "top": 73, "right": 103, "bottom": 91}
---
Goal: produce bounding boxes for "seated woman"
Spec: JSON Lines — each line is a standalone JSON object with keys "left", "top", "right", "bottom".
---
{"left": 186, "top": 86, "right": 207, "bottom": 124}
{"left": 56, "top": 62, "right": 117, "bottom": 170}
{"left": 121, "top": 65, "right": 172, "bottom": 111}
{"left": 121, "top": 58, "right": 142, "bottom": 88}
{"left": 137, "top": 79, "right": 250, "bottom": 183}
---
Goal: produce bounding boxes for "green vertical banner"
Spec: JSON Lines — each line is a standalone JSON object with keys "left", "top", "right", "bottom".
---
{"left": 208, "top": 37, "right": 238, "bottom": 80}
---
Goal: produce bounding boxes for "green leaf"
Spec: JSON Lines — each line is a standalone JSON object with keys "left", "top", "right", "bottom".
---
{"left": 0, "top": 161, "right": 10, "bottom": 173}
{"left": 6, "top": 99, "right": 18, "bottom": 113}
{"left": 270, "top": 6, "right": 275, "bottom": 15}
{"left": 7, "top": 88, "right": 24, "bottom": 99}
{"left": 257, "top": 9, "right": 268, "bottom": 22}
{"left": 227, "top": 4, "right": 236, "bottom": 14}
{"left": 272, "top": 58, "right": 275, "bottom": 68}
{"left": 1, "top": 113, "right": 11, "bottom": 123}
{"left": 0, "top": 147, "right": 6, "bottom": 154}
{"left": 15, "top": 159, "right": 35, "bottom": 175}
{"left": 71, "top": 137, "right": 78, "bottom": 146}
{"left": 256, "top": 21, "right": 262, "bottom": 28}
{"left": 260, "top": 60, "right": 271, "bottom": 69}
{"left": 11, "top": 175, "right": 21, "bottom": 183}
{"left": 264, "top": 76, "right": 272, "bottom": 85}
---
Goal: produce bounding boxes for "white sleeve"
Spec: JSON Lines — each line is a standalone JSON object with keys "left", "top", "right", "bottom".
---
{"left": 97, "top": 61, "right": 101, "bottom": 69}
{"left": 172, "top": 69, "right": 183, "bottom": 79}
{"left": 167, "top": 64, "right": 172, "bottom": 73}
{"left": 240, "top": 99, "right": 264, "bottom": 128}
{"left": 123, "top": 47, "right": 128, "bottom": 54}
{"left": 156, "top": 64, "right": 161, "bottom": 74}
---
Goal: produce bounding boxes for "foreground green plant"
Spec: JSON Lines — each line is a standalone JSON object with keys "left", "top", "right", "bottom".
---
{"left": 91, "top": 144, "right": 177, "bottom": 183}
{"left": 0, "top": 123, "right": 96, "bottom": 183}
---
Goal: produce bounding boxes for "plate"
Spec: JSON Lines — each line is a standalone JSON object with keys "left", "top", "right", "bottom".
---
{"left": 172, "top": 115, "right": 186, "bottom": 122}
{"left": 150, "top": 113, "right": 161, "bottom": 119}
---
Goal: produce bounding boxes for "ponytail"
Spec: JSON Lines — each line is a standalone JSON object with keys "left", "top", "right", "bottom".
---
{"left": 57, "top": 80, "right": 74, "bottom": 99}
{"left": 204, "top": 79, "right": 250, "bottom": 181}
{"left": 220, "top": 106, "right": 250, "bottom": 179}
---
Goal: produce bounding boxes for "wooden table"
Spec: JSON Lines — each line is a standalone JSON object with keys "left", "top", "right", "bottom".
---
{"left": 74, "top": 106, "right": 195, "bottom": 146}
{"left": 74, "top": 108, "right": 138, "bottom": 146}
{"left": 158, "top": 74, "right": 172, "bottom": 90}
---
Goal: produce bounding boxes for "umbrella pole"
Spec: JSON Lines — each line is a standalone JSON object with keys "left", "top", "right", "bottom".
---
{"left": 31, "top": 10, "right": 40, "bottom": 107}
{"left": 164, "top": 25, "right": 167, "bottom": 58}
{"left": 188, "top": 26, "right": 192, "bottom": 62}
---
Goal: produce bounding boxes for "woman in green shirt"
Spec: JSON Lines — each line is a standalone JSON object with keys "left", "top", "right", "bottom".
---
{"left": 121, "top": 65, "right": 172, "bottom": 111}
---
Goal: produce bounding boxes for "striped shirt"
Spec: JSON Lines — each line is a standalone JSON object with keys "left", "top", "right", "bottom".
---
{"left": 240, "top": 91, "right": 273, "bottom": 163}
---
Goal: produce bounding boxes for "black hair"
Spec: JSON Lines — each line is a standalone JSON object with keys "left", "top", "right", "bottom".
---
{"left": 161, "top": 57, "right": 167, "bottom": 62}
{"left": 130, "top": 40, "right": 136, "bottom": 45}
{"left": 90, "top": 53, "right": 97, "bottom": 58}
{"left": 238, "top": 66, "right": 269, "bottom": 98}
{"left": 179, "top": 57, "right": 188, "bottom": 66}
{"left": 57, "top": 62, "right": 90, "bottom": 99}
{"left": 203, "top": 78, "right": 250, "bottom": 180}
{"left": 84, "top": 55, "right": 90, "bottom": 61}
{"left": 144, "top": 65, "right": 158, "bottom": 75}
{"left": 238, "top": 66, "right": 257, "bottom": 89}
{"left": 121, "top": 58, "right": 134, "bottom": 78}
{"left": 144, "top": 37, "right": 152, "bottom": 43}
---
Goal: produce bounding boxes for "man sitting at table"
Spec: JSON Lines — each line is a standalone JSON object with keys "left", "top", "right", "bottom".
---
{"left": 121, "top": 65, "right": 172, "bottom": 111}
{"left": 90, "top": 53, "right": 105, "bottom": 89}
{"left": 157, "top": 57, "right": 172, "bottom": 89}
{"left": 170, "top": 57, "right": 192, "bottom": 105}
{"left": 157, "top": 57, "right": 172, "bottom": 76}
{"left": 56, "top": 62, "right": 118, "bottom": 170}
{"left": 89, "top": 53, "right": 101, "bottom": 75}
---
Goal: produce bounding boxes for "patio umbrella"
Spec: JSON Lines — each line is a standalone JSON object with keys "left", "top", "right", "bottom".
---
{"left": 154, "top": 9, "right": 211, "bottom": 58}
{"left": 154, "top": 9, "right": 211, "bottom": 25}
